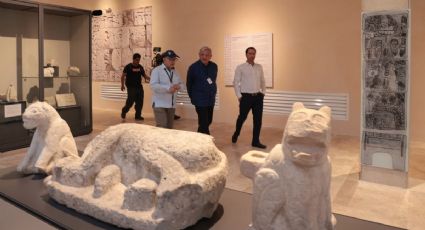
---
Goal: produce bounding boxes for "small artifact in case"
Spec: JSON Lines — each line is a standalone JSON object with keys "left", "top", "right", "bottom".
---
{"left": 67, "top": 66, "right": 81, "bottom": 77}
{"left": 5, "top": 84, "right": 17, "bottom": 102}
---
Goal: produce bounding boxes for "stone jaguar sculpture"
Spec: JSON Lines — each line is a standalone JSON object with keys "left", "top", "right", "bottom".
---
{"left": 44, "top": 123, "right": 228, "bottom": 230}
{"left": 240, "top": 102, "right": 336, "bottom": 230}
{"left": 17, "top": 101, "right": 79, "bottom": 174}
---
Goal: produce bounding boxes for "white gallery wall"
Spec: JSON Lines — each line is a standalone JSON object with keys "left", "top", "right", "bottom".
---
{"left": 362, "top": 0, "right": 409, "bottom": 11}
{"left": 35, "top": 0, "right": 425, "bottom": 141}
{"left": 0, "top": 36, "right": 17, "bottom": 92}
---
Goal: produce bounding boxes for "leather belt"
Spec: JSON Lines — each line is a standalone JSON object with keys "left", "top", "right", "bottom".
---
{"left": 242, "top": 92, "right": 262, "bottom": 96}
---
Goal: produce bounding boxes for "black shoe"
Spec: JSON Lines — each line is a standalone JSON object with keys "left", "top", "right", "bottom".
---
{"left": 232, "top": 134, "right": 238, "bottom": 143}
{"left": 135, "top": 116, "right": 144, "bottom": 120}
{"left": 252, "top": 142, "right": 267, "bottom": 149}
{"left": 174, "top": 115, "right": 181, "bottom": 120}
{"left": 121, "top": 112, "right": 126, "bottom": 119}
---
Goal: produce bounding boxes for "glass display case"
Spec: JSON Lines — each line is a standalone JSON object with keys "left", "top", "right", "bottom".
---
{"left": 0, "top": 0, "right": 92, "bottom": 152}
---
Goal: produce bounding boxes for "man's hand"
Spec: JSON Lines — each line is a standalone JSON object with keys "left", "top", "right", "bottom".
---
{"left": 144, "top": 76, "right": 151, "bottom": 83}
{"left": 168, "top": 86, "right": 177, "bottom": 93}
{"left": 121, "top": 85, "right": 125, "bottom": 91}
{"left": 173, "top": 84, "right": 181, "bottom": 90}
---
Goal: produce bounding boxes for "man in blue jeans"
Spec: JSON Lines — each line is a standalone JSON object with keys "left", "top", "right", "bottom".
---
{"left": 186, "top": 47, "right": 218, "bottom": 135}
{"left": 121, "top": 53, "right": 149, "bottom": 120}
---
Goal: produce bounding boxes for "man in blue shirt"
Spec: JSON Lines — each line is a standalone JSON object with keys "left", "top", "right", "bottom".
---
{"left": 186, "top": 47, "right": 218, "bottom": 135}
{"left": 150, "top": 50, "right": 185, "bottom": 128}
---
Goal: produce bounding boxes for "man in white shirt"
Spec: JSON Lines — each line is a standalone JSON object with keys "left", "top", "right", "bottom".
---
{"left": 232, "top": 47, "right": 267, "bottom": 149}
{"left": 150, "top": 50, "right": 185, "bottom": 128}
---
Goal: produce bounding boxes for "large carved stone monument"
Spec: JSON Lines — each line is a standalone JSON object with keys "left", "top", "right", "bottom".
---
{"left": 17, "top": 101, "right": 79, "bottom": 174}
{"left": 241, "top": 102, "right": 336, "bottom": 230}
{"left": 45, "top": 123, "right": 228, "bottom": 230}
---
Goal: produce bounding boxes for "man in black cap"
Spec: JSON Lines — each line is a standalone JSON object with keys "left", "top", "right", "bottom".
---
{"left": 152, "top": 47, "right": 181, "bottom": 121}
{"left": 121, "top": 53, "right": 150, "bottom": 120}
{"left": 150, "top": 50, "right": 185, "bottom": 128}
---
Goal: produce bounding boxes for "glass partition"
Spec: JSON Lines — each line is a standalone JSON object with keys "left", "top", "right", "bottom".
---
{"left": 0, "top": 1, "right": 39, "bottom": 151}
{"left": 0, "top": 1, "right": 91, "bottom": 152}
{"left": 43, "top": 7, "right": 91, "bottom": 134}
{"left": 0, "top": 1, "right": 40, "bottom": 103}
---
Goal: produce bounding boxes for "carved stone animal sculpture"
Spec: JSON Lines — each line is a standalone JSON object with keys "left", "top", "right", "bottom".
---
{"left": 44, "top": 123, "right": 228, "bottom": 230}
{"left": 241, "top": 102, "right": 336, "bottom": 230}
{"left": 17, "top": 101, "right": 78, "bottom": 174}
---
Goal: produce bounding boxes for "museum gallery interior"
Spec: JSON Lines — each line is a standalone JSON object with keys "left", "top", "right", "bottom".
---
{"left": 0, "top": 0, "right": 424, "bottom": 229}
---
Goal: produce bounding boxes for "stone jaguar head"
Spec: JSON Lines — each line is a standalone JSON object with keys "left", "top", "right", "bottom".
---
{"left": 22, "top": 101, "right": 59, "bottom": 129}
{"left": 282, "top": 102, "right": 331, "bottom": 167}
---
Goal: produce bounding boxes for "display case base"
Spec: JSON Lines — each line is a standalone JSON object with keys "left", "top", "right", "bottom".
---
{"left": 361, "top": 165, "right": 408, "bottom": 188}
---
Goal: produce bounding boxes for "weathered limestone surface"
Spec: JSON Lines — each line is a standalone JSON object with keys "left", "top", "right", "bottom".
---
{"left": 241, "top": 102, "right": 336, "bottom": 230}
{"left": 92, "top": 7, "right": 153, "bottom": 82}
{"left": 17, "top": 101, "right": 79, "bottom": 174}
{"left": 45, "top": 123, "right": 228, "bottom": 230}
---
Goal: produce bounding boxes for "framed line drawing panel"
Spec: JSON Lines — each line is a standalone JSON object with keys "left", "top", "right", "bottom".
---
{"left": 361, "top": 10, "right": 410, "bottom": 172}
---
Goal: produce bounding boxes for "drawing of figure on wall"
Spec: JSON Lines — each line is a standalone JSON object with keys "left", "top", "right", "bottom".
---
{"left": 364, "top": 58, "right": 407, "bottom": 93}
{"left": 362, "top": 11, "right": 409, "bottom": 171}
{"left": 383, "top": 37, "right": 402, "bottom": 58}
{"left": 364, "top": 91, "right": 406, "bottom": 130}
{"left": 380, "top": 15, "right": 389, "bottom": 31}
{"left": 400, "top": 15, "right": 408, "bottom": 36}
{"left": 365, "top": 38, "right": 373, "bottom": 59}
{"left": 383, "top": 61, "right": 397, "bottom": 91}
{"left": 365, "top": 61, "right": 380, "bottom": 88}
{"left": 364, "top": 14, "right": 407, "bottom": 36}
{"left": 365, "top": 91, "right": 379, "bottom": 113}
{"left": 364, "top": 15, "right": 380, "bottom": 33}
{"left": 374, "top": 39, "right": 384, "bottom": 59}
{"left": 399, "top": 37, "right": 407, "bottom": 57}
{"left": 394, "top": 60, "right": 407, "bottom": 91}
{"left": 390, "top": 38, "right": 400, "bottom": 57}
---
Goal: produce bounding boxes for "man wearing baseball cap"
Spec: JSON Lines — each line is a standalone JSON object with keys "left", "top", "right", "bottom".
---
{"left": 150, "top": 50, "right": 185, "bottom": 128}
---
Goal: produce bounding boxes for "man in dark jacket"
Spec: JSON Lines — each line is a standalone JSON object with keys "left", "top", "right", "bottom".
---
{"left": 186, "top": 47, "right": 218, "bottom": 134}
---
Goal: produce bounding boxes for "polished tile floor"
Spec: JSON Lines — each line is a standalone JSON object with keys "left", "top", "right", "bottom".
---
{"left": 1, "top": 109, "right": 425, "bottom": 229}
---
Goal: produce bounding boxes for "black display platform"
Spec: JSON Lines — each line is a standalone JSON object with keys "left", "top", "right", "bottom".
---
{"left": 0, "top": 101, "right": 32, "bottom": 152}
{"left": 0, "top": 167, "right": 404, "bottom": 230}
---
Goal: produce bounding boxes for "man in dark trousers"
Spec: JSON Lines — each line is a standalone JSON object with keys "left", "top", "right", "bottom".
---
{"left": 187, "top": 46, "right": 218, "bottom": 135}
{"left": 121, "top": 53, "right": 149, "bottom": 120}
{"left": 232, "top": 47, "right": 267, "bottom": 149}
